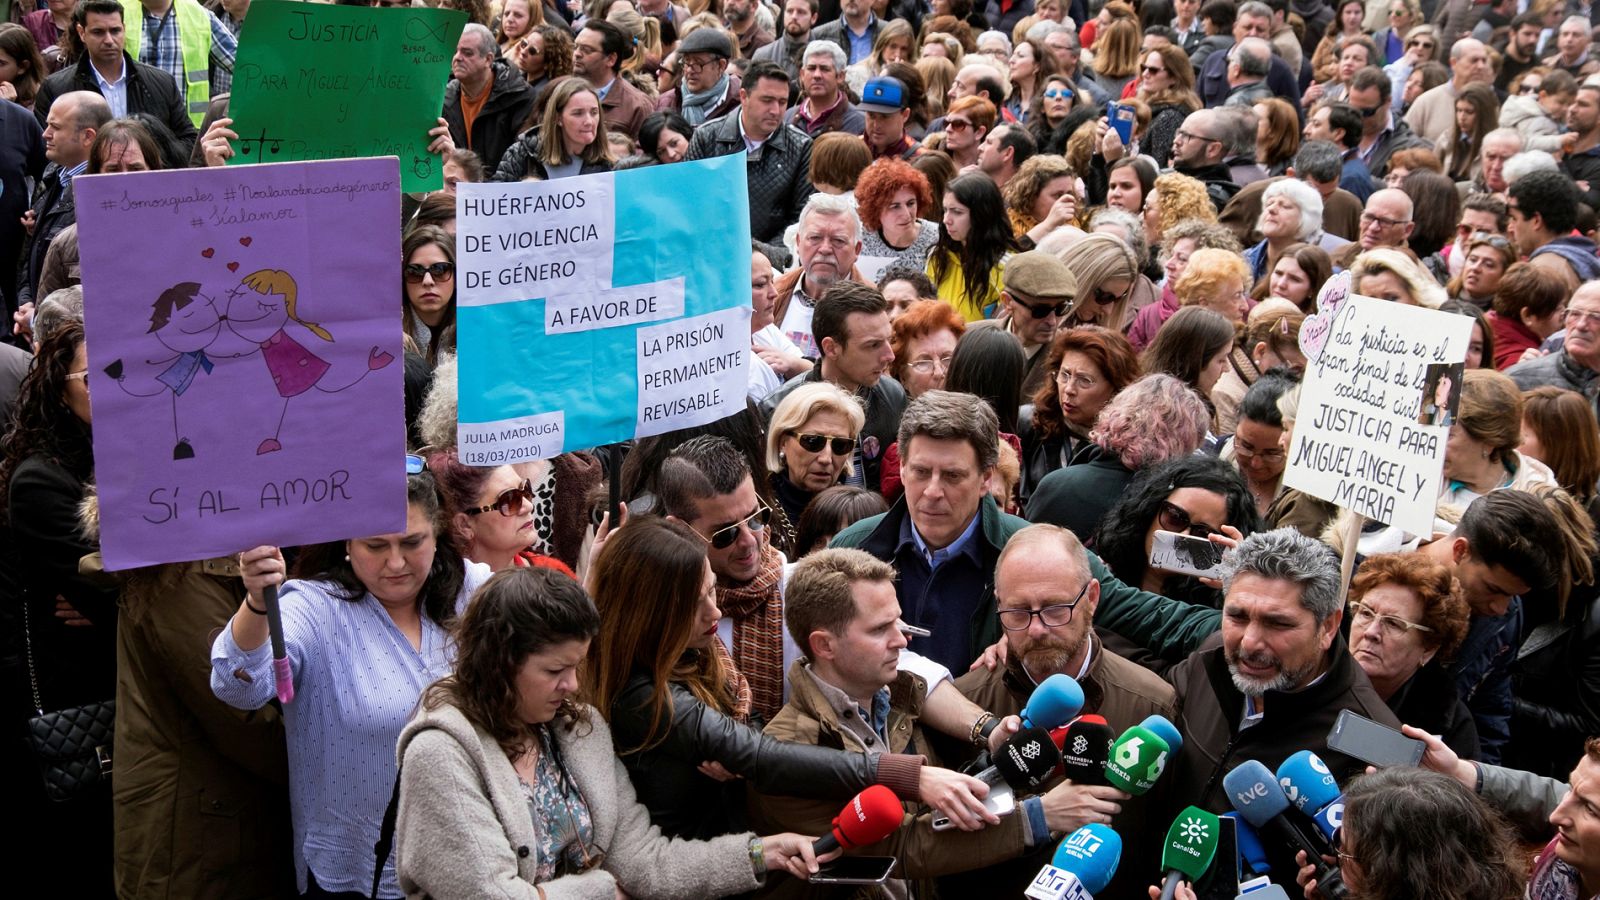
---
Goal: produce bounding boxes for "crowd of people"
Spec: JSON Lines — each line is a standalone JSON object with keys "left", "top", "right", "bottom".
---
{"left": 3, "top": 0, "right": 1600, "bottom": 895}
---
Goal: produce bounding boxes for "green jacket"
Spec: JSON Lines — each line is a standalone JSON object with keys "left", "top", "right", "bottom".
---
{"left": 831, "top": 497, "right": 1221, "bottom": 663}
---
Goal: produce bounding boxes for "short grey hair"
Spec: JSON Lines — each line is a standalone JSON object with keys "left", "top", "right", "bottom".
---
{"left": 897, "top": 389, "right": 1000, "bottom": 472}
{"left": 1503, "top": 150, "right": 1559, "bottom": 186}
{"left": 798, "top": 191, "right": 861, "bottom": 239}
{"left": 33, "top": 286, "right": 83, "bottom": 346}
{"left": 1237, "top": 1, "right": 1272, "bottom": 20}
{"left": 802, "top": 39, "right": 846, "bottom": 71}
{"left": 1563, "top": 14, "right": 1592, "bottom": 31}
{"left": 1026, "top": 20, "right": 1068, "bottom": 41}
{"left": 1214, "top": 106, "right": 1259, "bottom": 157}
{"left": 462, "top": 22, "right": 496, "bottom": 56}
{"left": 1481, "top": 128, "right": 1524, "bottom": 151}
{"left": 1219, "top": 528, "right": 1342, "bottom": 623}
{"left": 1293, "top": 140, "right": 1343, "bottom": 183}
{"left": 1261, "top": 178, "right": 1324, "bottom": 240}
{"left": 977, "top": 30, "right": 1013, "bottom": 55}
{"left": 1089, "top": 207, "right": 1149, "bottom": 268}
{"left": 417, "top": 353, "right": 459, "bottom": 451}
{"left": 1232, "top": 37, "right": 1270, "bottom": 77}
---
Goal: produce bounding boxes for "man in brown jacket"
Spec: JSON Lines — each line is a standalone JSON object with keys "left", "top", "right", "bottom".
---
{"left": 954, "top": 524, "right": 1175, "bottom": 900}
{"left": 750, "top": 548, "right": 1131, "bottom": 898}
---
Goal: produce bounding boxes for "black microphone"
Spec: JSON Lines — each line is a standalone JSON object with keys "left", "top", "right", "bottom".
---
{"left": 1053, "top": 714, "right": 1113, "bottom": 785}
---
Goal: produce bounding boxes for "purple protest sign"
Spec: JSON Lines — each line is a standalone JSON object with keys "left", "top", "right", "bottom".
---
{"left": 74, "top": 158, "right": 407, "bottom": 571}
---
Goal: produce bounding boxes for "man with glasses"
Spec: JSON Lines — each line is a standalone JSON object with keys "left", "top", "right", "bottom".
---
{"left": 951, "top": 524, "right": 1174, "bottom": 899}
{"left": 970, "top": 251, "right": 1077, "bottom": 398}
{"left": 1170, "top": 108, "right": 1243, "bottom": 211}
{"left": 655, "top": 28, "right": 741, "bottom": 126}
{"left": 572, "top": 20, "right": 654, "bottom": 138}
{"left": 1405, "top": 38, "right": 1491, "bottom": 147}
{"left": 1510, "top": 282, "right": 1600, "bottom": 399}
{"left": 1161, "top": 528, "right": 1401, "bottom": 871}
{"left": 784, "top": 41, "right": 864, "bottom": 137}
{"left": 1562, "top": 84, "right": 1600, "bottom": 212}
{"left": 1333, "top": 186, "right": 1413, "bottom": 267}
{"left": 1505, "top": 169, "right": 1600, "bottom": 296}
{"left": 1346, "top": 65, "right": 1426, "bottom": 187}
{"left": 441, "top": 24, "right": 533, "bottom": 175}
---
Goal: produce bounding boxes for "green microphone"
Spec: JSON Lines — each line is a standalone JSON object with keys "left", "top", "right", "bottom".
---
{"left": 1104, "top": 725, "right": 1170, "bottom": 795}
{"left": 1157, "top": 806, "right": 1220, "bottom": 900}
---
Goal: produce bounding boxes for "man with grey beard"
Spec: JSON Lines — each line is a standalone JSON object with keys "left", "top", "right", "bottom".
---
{"left": 1157, "top": 527, "right": 1399, "bottom": 869}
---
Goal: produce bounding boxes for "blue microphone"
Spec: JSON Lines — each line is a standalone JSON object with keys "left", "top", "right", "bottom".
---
{"left": 1021, "top": 674, "right": 1086, "bottom": 731}
{"left": 1025, "top": 823, "right": 1122, "bottom": 900}
{"left": 1140, "top": 714, "right": 1183, "bottom": 753}
{"left": 1224, "top": 761, "right": 1346, "bottom": 898}
{"left": 1222, "top": 811, "right": 1272, "bottom": 875}
{"left": 1276, "top": 751, "right": 1344, "bottom": 844}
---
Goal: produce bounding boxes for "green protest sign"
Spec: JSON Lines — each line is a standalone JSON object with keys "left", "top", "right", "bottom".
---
{"left": 227, "top": 0, "right": 465, "bottom": 192}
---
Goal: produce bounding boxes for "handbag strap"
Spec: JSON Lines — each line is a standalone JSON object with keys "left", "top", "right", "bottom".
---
{"left": 19, "top": 597, "right": 44, "bottom": 717}
{"left": 372, "top": 764, "right": 402, "bottom": 900}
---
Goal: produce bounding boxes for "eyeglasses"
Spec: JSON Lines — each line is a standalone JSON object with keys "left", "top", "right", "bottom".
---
{"left": 1332, "top": 827, "right": 1359, "bottom": 862}
{"left": 698, "top": 503, "right": 772, "bottom": 550}
{"left": 1043, "top": 87, "right": 1073, "bottom": 99}
{"left": 1406, "top": 39, "right": 1434, "bottom": 49}
{"left": 1140, "top": 64, "right": 1165, "bottom": 76}
{"left": 998, "top": 578, "right": 1091, "bottom": 631}
{"left": 465, "top": 479, "right": 535, "bottom": 517}
{"left": 1565, "top": 309, "right": 1600, "bottom": 328}
{"left": 681, "top": 54, "right": 720, "bottom": 71}
{"left": 65, "top": 370, "right": 89, "bottom": 390}
{"left": 946, "top": 118, "right": 973, "bottom": 131}
{"left": 1349, "top": 600, "right": 1435, "bottom": 638}
{"left": 1175, "top": 129, "right": 1220, "bottom": 145}
{"left": 405, "top": 454, "right": 427, "bottom": 475}
{"left": 793, "top": 432, "right": 854, "bottom": 455}
{"left": 1057, "top": 367, "right": 1099, "bottom": 390}
{"left": 908, "top": 354, "right": 954, "bottom": 374}
{"left": 1233, "top": 438, "right": 1286, "bottom": 463}
{"left": 404, "top": 261, "right": 455, "bottom": 283}
{"left": 1360, "top": 211, "right": 1410, "bottom": 229}
{"left": 1158, "top": 500, "right": 1218, "bottom": 537}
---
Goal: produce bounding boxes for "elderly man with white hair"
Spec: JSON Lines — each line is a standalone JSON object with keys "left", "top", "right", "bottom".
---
{"left": 1242, "top": 179, "right": 1349, "bottom": 282}
{"left": 1543, "top": 15, "right": 1599, "bottom": 77}
{"left": 1458, "top": 128, "right": 1522, "bottom": 198}
{"left": 770, "top": 192, "right": 868, "bottom": 359}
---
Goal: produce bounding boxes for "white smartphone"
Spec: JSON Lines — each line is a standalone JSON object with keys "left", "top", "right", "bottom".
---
{"left": 930, "top": 782, "right": 1016, "bottom": 831}
{"left": 1150, "top": 529, "right": 1225, "bottom": 579}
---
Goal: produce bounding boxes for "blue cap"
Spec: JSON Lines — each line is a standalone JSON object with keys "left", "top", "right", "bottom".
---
{"left": 859, "top": 76, "right": 908, "bottom": 114}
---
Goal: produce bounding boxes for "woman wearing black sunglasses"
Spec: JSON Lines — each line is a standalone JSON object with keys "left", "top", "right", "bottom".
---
{"left": 764, "top": 382, "right": 865, "bottom": 542}
{"left": 401, "top": 225, "right": 457, "bottom": 367}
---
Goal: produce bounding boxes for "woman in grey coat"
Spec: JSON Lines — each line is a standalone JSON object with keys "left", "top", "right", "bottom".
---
{"left": 395, "top": 567, "right": 831, "bottom": 899}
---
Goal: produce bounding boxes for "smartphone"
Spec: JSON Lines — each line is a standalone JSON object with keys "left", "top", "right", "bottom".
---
{"left": 930, "top": 781, "right": 1016, "bottom": 830}
{"left": 1150, "top": 530, "right": 1225, "bottom": 579}
{"left": 809, "top": 855, "right": 898, "bottom": 885}
{"left": 1326, "top": 709, "right": 1425, "bottom": 768}
{"left": 1107, "top": 102, "right": 1135, "bottom": 145}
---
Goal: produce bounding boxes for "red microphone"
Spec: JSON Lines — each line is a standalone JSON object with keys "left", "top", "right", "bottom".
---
{"left": 814, "top": 785, "right": 905, "bottom": 854}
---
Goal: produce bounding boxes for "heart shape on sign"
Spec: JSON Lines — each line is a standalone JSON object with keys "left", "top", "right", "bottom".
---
{"left": 227, "top": 261, "right": 240, "bottom": 272}
{"left": 369, "top": 348, "right": 395, "bottom": 370}
{"left": 239, "top": 236, "right": 252, "bottom": 247}
{"left": 201, "top": 247, "right": 215, "bottom": 258}
{"left": 1299, "top": 270, "right": 1352, "bottom": 363}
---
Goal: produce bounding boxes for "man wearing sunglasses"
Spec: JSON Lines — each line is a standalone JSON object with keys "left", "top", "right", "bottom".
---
{"left": 969, "top": 250, "right": 1077, "bottom": 399}
{"left": 1344, "top": 66, "right": 1427, "bottom": 189}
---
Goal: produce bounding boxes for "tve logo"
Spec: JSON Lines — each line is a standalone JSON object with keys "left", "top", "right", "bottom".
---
{"left": 1233, "top": 780, "right": 1269, "bottom": 808}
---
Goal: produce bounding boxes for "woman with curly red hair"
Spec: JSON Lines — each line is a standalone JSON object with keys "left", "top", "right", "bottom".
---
{"left": 1017, "top": 326, "right": 1140, "bottom": 504}
{"left": 856, "top": 158, "right": 940, "bottom": 269}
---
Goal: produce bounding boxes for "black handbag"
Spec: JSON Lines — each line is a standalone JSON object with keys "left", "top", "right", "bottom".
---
{"left": 21, "top": 606, "right": 114, "bottom": 802}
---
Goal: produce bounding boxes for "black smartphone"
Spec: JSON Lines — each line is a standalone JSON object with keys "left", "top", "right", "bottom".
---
{"left": 1327, "top": 709, "right": 1425, "bottom": 767}
{"left": 808, "top": 856, "right": 897, "bottom": 885}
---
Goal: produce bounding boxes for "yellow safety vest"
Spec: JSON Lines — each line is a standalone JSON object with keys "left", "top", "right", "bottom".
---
{"left": 120, "top": 0, "right": 211, "bottom": 126}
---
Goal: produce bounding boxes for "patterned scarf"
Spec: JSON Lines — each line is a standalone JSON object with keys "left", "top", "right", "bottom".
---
{"left": 716, "top": 541, "right": 786, "bottom": 722}
{"left": 1529, "top": 836, "right": 1588, "bottom": 900}
{"left": 710, "top": 638, "right": 753, "bottom": 722}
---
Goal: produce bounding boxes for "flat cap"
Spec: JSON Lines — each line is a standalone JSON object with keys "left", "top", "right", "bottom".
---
{"left": 678, "top": 28, "right": 733, "bottom": 59}
{"left": 1002, "top": 250, "right": 1079, "bottom": 301}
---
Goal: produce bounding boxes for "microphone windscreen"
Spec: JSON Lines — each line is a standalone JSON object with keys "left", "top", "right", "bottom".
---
{"left": 1275, "top": 750, "right": 1341, "bottom": 814}
{"left": 1057, "top": 715, "right": 1112, "bottom": 785}
{"left": 833, "top": 784, "right": 906, "bottom": 849}
{"left": 1140, "top": 714, "right": 1183, "bottom": 753}
{"left": 1159, "top": 805, "right": 1221, "bottom": 880}
{"left": 1222, "top": 811, "right": 1272, "bottom": 874}
{"left": 1022, "top": 674, "right": 1086, "bottom": 730}
{"left": 1104, "top": 725, "right": 1170, "bottom": 796}
{"left": 1051, "top": 823, "right": 1122, "bottom": 894}
{"left": 993, "top": 726, "right": 1064, "bottom": 792}
{"left": 1223, "top": 760, "right": 1292, "bottom": 826}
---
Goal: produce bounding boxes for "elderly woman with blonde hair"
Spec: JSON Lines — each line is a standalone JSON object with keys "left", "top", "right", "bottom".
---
{"left": 1350, "top": 248, "right": 1447, "bottom": 308}
{"left": 1052, "top": 232, "right": 1140, "bottom": 331}
{"left": 765, "top": 382, "right": 867, "bottom": 536}
{"left": 1174, "top": 247, "right": 1252, "bottom": 325}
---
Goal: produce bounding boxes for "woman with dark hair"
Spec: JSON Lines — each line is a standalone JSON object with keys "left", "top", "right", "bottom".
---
{"left": 1345, "top": 553, "right": 1478, "bottom": 758}
{"left": 86, "top": 118, "right": 163, "bottom": 173}
{"left": 1140, "top": 305, "right": 1234, "bottom": 415}
{"left": 401, "top": 225, "right": 456, "bottom": 367}
{"left": 1253, "top": 242, "right": 1332, "bottom": 311}
{"left": 493, "top": 77, "right": 613, "bottom": 181}
{"left": 427, "top": 449, "right": 559, "bottom": 573}
{"left": 911, "top": 149, "right": 958, "bottom": 219}
{"left": 1399, "top": 169, "right": 1461, "bottom": 279}
{"left": 1521, "top": 388, "right": 1600, "bottom": 508}
{"left": 1003, "top": 154, "right": 1077, "bottom": 245}
{"left": 857, "top": 158, "right": 940, "bottom": 267}
{"left": 1488, "top": 263, "right": 1567, "bottom": 371}
{"left": 638, "top": 110, "right": 693, "bottom": 164}
{"left": 1445, "top": 230, "right": 1515, "bottom": 311}
{"left": 1310, "top": 0, "right": 1368, "bottom": 83}
{"left": 1026, "top": 74, "right": 1080, "bottom": 149}
{"left": 1438, "top": 369, "right": 1556, "bottom": 509}
{"left": 396, "top": 567, "right": 827, "bottom": 897}
{"left": 1132, "top": 43, "right": 1199, "bottom": 167}
{"left": 1440, "top": 82, "right": 1499, "bottom": 183}
{"left": 1093, "top": 455, "right": 1258, "bottom": 612}
{"left": 1019, "top": 326, "right": 1140, "bottom": 502}
{"left": 1005, "top": 36, "right": 1059, "bottom": 122}
{"left": 211, "top": 467, "right": 490, "bottom": 897}
{"left": 0, "top": 23, "right": 48, "bottom": 108}
{"left": 1219, "top": 370, "right": 1300, "bottom": 515}
{"left": 792, "top": 485, "right": 890, "bottom": 557}
{"left": 1102, "top": 156, "right": 1155, "bottom": 216}
{"left": 1291, "top": 768, "right": 1523, "bottom": 900}
{"left": 584, "top": 517, "right": 962, "bottom": 840}
{"left": 514, "top": 24, "right": 574, "bottom": 98}
{"left": 1027, "top": 373, "right": 1211, "bottom": 537}
{"left": 1253, "top": 98, "right": 1299, "bottom": 177}
{"left": 947, "top": 325, "right": 1026, "bottom": 435}
{"left": 928, "top": 172, "right": 1018, "bottom": 321}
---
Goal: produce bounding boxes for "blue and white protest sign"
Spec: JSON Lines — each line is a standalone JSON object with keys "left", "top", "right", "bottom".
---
{"left": 454, "top": 154, "right": 753, "bottom": 463}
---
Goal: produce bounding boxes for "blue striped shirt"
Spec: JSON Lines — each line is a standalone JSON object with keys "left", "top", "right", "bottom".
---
{"left": 209, "top": 562, "right": 491, "bottom": 897}
{"left": 138, "top": 0, "right": 239, "bottom": 95}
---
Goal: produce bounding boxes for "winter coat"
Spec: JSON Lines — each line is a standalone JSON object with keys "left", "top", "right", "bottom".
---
{"left": 441, "top": 60, "right": 536, "bottom": 174}
{"left": 35, "top": 52, "right": 197, "bottom": 153}
{"left": 686, "top": 110, "right": 816, "bottom": 246}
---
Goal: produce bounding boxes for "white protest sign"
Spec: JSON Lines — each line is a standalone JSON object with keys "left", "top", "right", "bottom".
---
{"left": 1282, "top": 293, "right": 1471, "bottom": 536}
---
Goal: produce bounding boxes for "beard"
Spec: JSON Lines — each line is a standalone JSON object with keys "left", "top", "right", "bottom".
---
{"left": 1019, "top": 630, "right": 1088, "bottom": 683}
{"left": 1225, "top": 645, "right": 1322, "bottom": 697}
